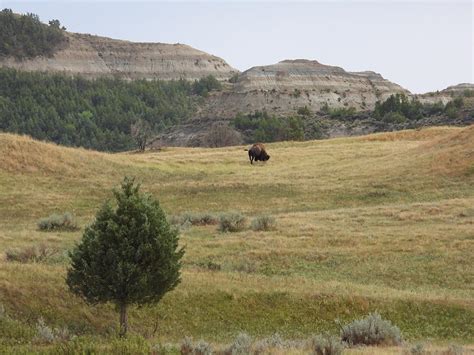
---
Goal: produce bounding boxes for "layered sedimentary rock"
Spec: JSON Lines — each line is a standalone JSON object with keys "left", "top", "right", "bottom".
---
{"left": 199, "top": 59, "right": 409, "bottom": 118}
{"left": 441, "top": 83, "right": 474, "bottom": 95}
{"left": 0, "top": 33, "right": 238, "bottom": 80}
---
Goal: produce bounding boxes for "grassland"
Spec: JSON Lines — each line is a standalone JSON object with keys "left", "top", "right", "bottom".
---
{"left": 0, "top": 125, "right": 473, "bottom": 353}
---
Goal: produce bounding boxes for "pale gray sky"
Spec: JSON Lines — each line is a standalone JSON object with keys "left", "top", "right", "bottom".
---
{"left": 2, "top": 0, "right": 473, "bottom": 93}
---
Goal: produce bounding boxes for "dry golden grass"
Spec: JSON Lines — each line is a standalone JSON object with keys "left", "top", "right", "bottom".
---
{"left": 0, "top": 125, "right": 473, "bottom": 350}
{"left": 359, "top": 126, "right": 458, "bottom": 142}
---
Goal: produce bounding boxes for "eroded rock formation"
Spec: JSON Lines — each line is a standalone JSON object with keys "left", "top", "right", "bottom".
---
{"left": 0, "top": 32, "right": 238, "bottom": 80}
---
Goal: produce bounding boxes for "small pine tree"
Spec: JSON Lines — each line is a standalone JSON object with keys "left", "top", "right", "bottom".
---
{"left": 66, "top": 177, "right": 184, "bottom": 337}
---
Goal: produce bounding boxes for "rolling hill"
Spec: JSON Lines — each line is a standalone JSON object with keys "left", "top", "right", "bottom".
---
{"left": 0, "top": 126, "right": 473, "bottom": 352}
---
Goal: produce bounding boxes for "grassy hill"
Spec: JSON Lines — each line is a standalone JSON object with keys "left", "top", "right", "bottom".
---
{"left": 0, "top": 126, "right": 473, "bottom": 352}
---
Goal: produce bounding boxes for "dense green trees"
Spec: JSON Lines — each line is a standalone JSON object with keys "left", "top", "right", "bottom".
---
{"left": 0, "top": 9, "right": 66, "bottom": 59}
{"left": 0, "top": 68, "right": 215, "bottom": 151}
{"left": 67, "top": 177, "right": 184, "bottom": 337}
{"left": 233, "top": 111, "right": 305, "bottom": 143}
{"left": 321, "top": 103, "right": 357, "bottom": 119}
{"left": 373, "top": 93, "right": 424, "bottom": 121}
{"left": 373, "top": 93, "right": 464, "bottom": 122}
{"left": 192, "top": 75, "right": 222, "bottom": 97}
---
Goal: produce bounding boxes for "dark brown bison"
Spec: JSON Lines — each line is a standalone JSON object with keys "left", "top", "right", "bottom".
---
{"left": 246, "top": 143, "right": 270, "bottom": 164}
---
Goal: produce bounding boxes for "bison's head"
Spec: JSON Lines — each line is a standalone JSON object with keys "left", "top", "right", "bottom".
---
{"left": 261, "top": 152, "right": 270, "bottom": 161}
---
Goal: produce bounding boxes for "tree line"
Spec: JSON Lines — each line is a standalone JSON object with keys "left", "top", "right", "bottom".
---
{"left": 0, "top": 68, "right": 222, "bottom": 151}
{"left": 0, "top": 64, "right": 468, "bottom": 150}
{"left": 232, "top": 111, "right": 305, "bottom": 143}
{"left": 373, "top": 93, "right": 464, "bottom": 123}
{"left": 0, "top": 9, "right": 67, "bottom": 59}
{"left": 231, "top": 93, "right": 467, "bottom": 144}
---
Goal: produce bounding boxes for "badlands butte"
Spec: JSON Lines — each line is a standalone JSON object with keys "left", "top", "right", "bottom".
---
{"left": 1, "top": 29, "right": 472, "bottom": 146}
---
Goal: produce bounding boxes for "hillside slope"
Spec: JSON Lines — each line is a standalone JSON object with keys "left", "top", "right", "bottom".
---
{"left": 0, "top": 32, "right": 238, "bottom": 81}
{"left": 0, "top": 126, "right": 473, "bottom": 352}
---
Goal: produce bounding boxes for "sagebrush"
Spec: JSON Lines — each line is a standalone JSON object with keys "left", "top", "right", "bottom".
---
{"left": 224, "top": 332, "right": 252, "bottom": 355}
{"left": 251, "top": 215, "right": 276, "bottom": 231}
{"left": 35, "top": 318, "right": 71, "bottom": 344}
{"left": 310, "top": 334, "right": 344, "bottom": 355}
{"left": 37, "top": 212, "right": 79, "bottom": 231}
{"left": 341, "top": 312, "right": 402, "bottom": 346}
{"left": 171, "top": 212, "right": 219, "bottom": 226}
{"left": 5, "top": 244, "right": 59, "bottom": 263}
{"left": 180, "top": 336, "right": 213, "bottom": 355}
{"left": 218, "top": 212, "right": 247, "bottom": 232}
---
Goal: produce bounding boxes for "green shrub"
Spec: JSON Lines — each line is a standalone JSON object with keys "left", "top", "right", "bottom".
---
{"left": 310, "top": 334, "right": 344, "bottom": 355}
{"left": 445, "top": 106, "right": 458, "bottom": 119}
{"left": 251, "top": 215, "right": 276, "bottom": 231}
{"left": 37, "top": 212, "right": 79, "bottom": 231}
{"left": 229, "top": 73, "right": 240, "bottom": 84}
{"left": 297, "top": 106, "right": 312, "bottom": 116}
{"left": 218, "top": 212, "right": 247, "bottom": 232}
{"left": 328, "top": 107, "right": 357, "bottom": 119}
{"left": 383, "top": 112, "right": 407, "bottom": 124}
{"left": 192, "top": 75, "right": 222, "bottom": 97}
{"left": 341, "top": 312, "right": 402, "bottom": 346}
{"left": 463, "top": 89, "right": 474, "bottom": 98}
{"left": 292, "top": 89, "right": 302, "bottom": 98}
{"left": 5, "top": 244, "right": 59, "bottom": 263}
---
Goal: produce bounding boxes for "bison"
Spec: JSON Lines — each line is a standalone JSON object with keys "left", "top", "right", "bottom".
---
{"left": 246, "top": 143, "right": 270, "bottom": 164}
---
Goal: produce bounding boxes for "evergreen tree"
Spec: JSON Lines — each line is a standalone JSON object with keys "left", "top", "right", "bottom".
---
{"left": 66, "top": 177, "right": 184, "bottom": 337}
{"left": 0, "top": 68, "right": 222, "bottom": 151}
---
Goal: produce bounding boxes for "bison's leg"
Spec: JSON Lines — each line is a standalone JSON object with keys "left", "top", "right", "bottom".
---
{"left": 249, "top": 151, "right": 254, "bottom": 164}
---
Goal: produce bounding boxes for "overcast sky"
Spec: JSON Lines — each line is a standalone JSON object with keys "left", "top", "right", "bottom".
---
{"left": 2, "top": 0, "right": 473, "bottom": 93}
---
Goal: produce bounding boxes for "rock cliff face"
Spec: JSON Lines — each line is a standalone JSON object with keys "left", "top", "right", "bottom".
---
{"left": 0, "top": 33, "right": 238, "bottom": 80}
{"left": 441, "top": 83, "right": 474, "bottom": 95}
{"left": 198, "top": 59, "right": 409, "bottom": 118}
